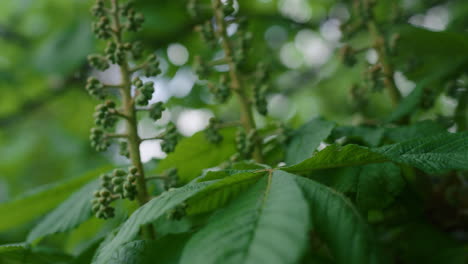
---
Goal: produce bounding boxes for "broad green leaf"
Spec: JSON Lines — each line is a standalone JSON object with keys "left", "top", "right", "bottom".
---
{"left": 356, "top": 163, "right": 404, "bottom": 211}
{"left": 27, "top": 179, "right": 99, "bottom": 243}
{"left": 285, "top": 118, "right": 335, "bottom": 165}
{"left": 294, "top": 176, "right": 386, "bottom": 264}
{"left": 187, "top": 171, "right": 266, "bottom": 215}
{"left": 93, "top": 181, "right": 213, "bottom": 264}
{"left": 0, "top": 243, "right": 72, "bottom": 264}
{"left": 157, "top": 128, "right": 237, "bottom": 183}
{"left": 283, "top": 144, "right": 387, "bottom": 174}
{"left": 180, "top": 170, "right": 309, "bottom": 264}
{"left": 375, "top": 132, "right": 468, "bottom": 173}
{"left": 0, "top": 167, "right": 109, "bottom": 232}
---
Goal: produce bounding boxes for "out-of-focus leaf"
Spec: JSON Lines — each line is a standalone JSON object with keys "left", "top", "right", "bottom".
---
{"left": 0, "top": 167, "right": 109, "bottom": 232}
{"left": 0, "top": 243, "right": 72, "bottom": 264}
{"left": 285, "top": 118, "right": 335, "bottom": 165}
{"left": 27, "top": 179, "right": 100, "bottom": 243}
{"left": 156, "top": 128, "right": 237, "bottom": 183}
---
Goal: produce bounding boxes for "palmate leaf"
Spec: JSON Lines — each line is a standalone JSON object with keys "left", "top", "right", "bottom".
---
{"left": 0, "top": 167, "right": 109, "bottom": 232}
{"left": 27, "top": 179, "right": 100, "bottom": 243}
{"left": 283, "top": 144, "right": 387, "bottom": 174}
{"left": 375, "top": 132, "right": 468, "bottom": 173}
{"left": 284, "top": 132, "right": 468, "bottom": 174}
{"left": 0, "top": 243, "right": 72, "bottom": 264}
{"left": 186, "top": 171, "right": 266, "bottom": 215}
{"left": 294, "top": 176, "right": 386, "bottom": 264}
{"left": 93, "top": 181, "right": 213, "bottom": 264}
{"left": 285, "top": 118, "right": 335, "bottom": 165}
{"left": 156, "top": 128, "right": 237, "bottom": 183}
{"left": 180, "top": 171, "right": 310, "bottom": 264}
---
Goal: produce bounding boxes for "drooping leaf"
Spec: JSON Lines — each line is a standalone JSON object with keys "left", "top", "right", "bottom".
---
{"left": 156, "top": 128, "right": 237, "bottom": 183}
{"left": 180, "top": 171, "right": 310, "bottom": 264}
{"left": 0, "top": 167, "right": 109, "bottom": 232}
{"left": 356, "top": 163, "right": 405, "bottom": 211}
{"left": 93, "top": 181, "right": 213, "bottom": 264}
{"left": 187, "top": 171, "right": 266, "bottom": 215}
{"left": 375, "top": 132, "right": 468, "bottom": 173}
{"left": 283, "top": 144, "right": 387, "bottom": 174}
{"left": 294, "top": 176, "right": 386, "bottom": 264}
{"left": 0, "top": 243, "right": 72, "bottom": 264}
{"left": 285, "top": 118, "right": 335, "bottom": 165}
{"left": 27, "top": 179, "right": 100, "bottom": 243}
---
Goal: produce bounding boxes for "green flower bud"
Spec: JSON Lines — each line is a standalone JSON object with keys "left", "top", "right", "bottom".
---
{"left": 113, "top": 169, "right": 127, "bottom": 177}
{"left": 149, "top": 102, "right": 165, "bottom": 121}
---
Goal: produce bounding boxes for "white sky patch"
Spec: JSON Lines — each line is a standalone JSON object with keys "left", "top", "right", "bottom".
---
{"left": 295, "top": 29, "right": 331, "bottom": 67}
{"left": 278, "top": 0, "right": 312, "bottom": 23}
{"left": 394, "top": 71, "right": 416, "bottom": 96}
{"left": 176, "top": 109, "right": 213, "bottom": 136}
{"left": 169, "top": 68, "right": 197, "bottom": 98}
{"left": 280, "top": 42, "right": 303, "bottom": 69}
{"left": 167, "top": 43, "right": 189, "bottom": 66}
{"left": 140, "top": 140, "right": 166, "bottom": 162}
{"left": 320, "top": 19, "right": 342, "bottom": 42}
{"left": 366, "top": 49, "right": 378, "bottom": 64}
{"left": 409, "top": 5, "right": 450, "bottom": 31}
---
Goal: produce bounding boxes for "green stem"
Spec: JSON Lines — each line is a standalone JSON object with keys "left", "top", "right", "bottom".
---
{"left": 367, "top": 20, "right": 402, "bottom": 107}
{"left": 110, "top": 0, "right": 154, "bottom": 239}
{"left": 212, "top": 0, "right": 264, "bottom": 163}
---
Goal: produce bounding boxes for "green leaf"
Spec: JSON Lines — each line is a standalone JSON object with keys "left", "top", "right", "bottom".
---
{"left": 93, "top": 181, "right": 213, "bottom": 264}
{"left": 187, "top": 171, "right": 265, "bottom": 215}
{"left": 294, "top": 176, "right": 386, "bottom": 264}
{"left": 157, "top": 128, "right": 237, "bottom": 183}
{"left": 375, "top": 132, "right": 468, "bottom": 173}
{"left": 283, "top": 144, "right": 387, "bottom": 174}
{"left": 196, "top": 161, "right": 267, "bottom": 182}
{"left": 356, "top": 163, "right": 404, "bottom": 211}
{"left": 0, "top": 167, "right": 109, "bottom": 232}
{"left": 180, "top": 170, "right": 310, "bottom": 264}
{"left": 285, "top": 118, "right": 335, "bottom": 165}
{"left": 27, "top": 179, "right": 100, "bottom": 243}
{"left": 0, "top": 243, "right": 72, "bottom": 264}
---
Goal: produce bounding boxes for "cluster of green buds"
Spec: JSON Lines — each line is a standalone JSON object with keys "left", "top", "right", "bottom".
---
{"left": 195, "top": 21, "right": 216, "bottom": 46}
{"left": 143, "top": 54, "right": 162, "bottom": 77}
{"left": 105, "top": 41, "right": 127, "bottom": 65}
{"left": 253, "top": 63, "right": 270, "bottom": 116}
{"left": 339, "top": 44, "right": 357, "bottom": 67}
{"left": 88, "top": 54, "right": 110, "bottom": 71}
{"left": 149, "top": 102, "right": 165, "bottom": 121}
{"left": 119, "top": 140, "right": 130, "bottom": 158}
{"left": 90, "top": 127, "right": 110, "bottom": 152}
{"left": 133, "top": 77, "right": 154, "bottom": 106}
{"left": 94, "top": 100, "right": 118, "bottom": 129}
{"left": 91, "top": 167, "right": 139, "bottom": 219}
{"left": 161, "top": 123, "right": 178, "bottom": 153}
{"left": 365, "top": 64, "right": 384, "bottom": 92}
{"left": 86, "top": 77, "right": 106, "bottom": 100}
{"left": 208, "top": 76, "right": 231, "bottom": 103}
{"left": 166, "top": 202, "right": 187, "bottom": 221}
{"left": 233, "top": 129, "right": 257, "bottom": 161}
{"left": 162, "top": 168, "right": 179, "bottom": 190}
{"left": 205, "top": 117, "right": 223, "bottom": 144}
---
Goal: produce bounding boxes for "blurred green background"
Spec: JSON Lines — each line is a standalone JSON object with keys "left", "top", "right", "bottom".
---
{"left": 1, "top": 0, "right": 467, "bottom": 243}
